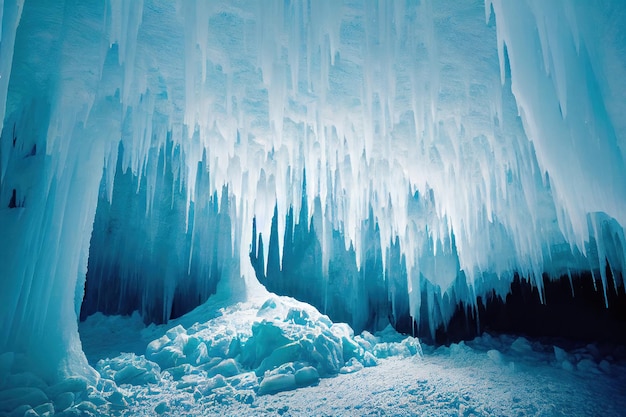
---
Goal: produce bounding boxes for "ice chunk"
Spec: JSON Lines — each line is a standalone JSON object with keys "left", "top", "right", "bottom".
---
{"left": 166, "top": 325, "right": 186, "bottom": 341}
{"left": 294, "top": 366, "right": 320, "bottom": 386}
{"left": 188, "top": 341, "right": 210, "bottom": 366}
{"left": 198, "top": 375, "right": 228, "bottom": 396}
{"left": 255, "top": 342, "right": 302, "bottom": 377}
{"left": 362, "top": 352, "right": 378, "bottom": 367}
{"left": 576, "top": 359, "right": 599, "bottom": 374}
{"left": 340, "top": 358, "right": 364, "bottom": 374}
{"left": 226, "top": 372, "right": 259, "bottom": 391}
{"left": 146, "top": 346, "right": 184, "bottom": 370}
{"left": 165, "top": 364, "right": 192, "bottom": 381}
{"left": 257, "top": 373, "right": 297, "bottom": 396}
{"left": 106, "top": 391, "right": 128, "bottom": 409}
{"left": 553, "top": 346, "right": 570, "bottom": 363}
{"left": 207, "top": 359, "right": 240, "bottom": 378}
{"left": 487, "top": 349, "right": 504, "bottom": 365}
{"left": 510, "top": 337, "right": 533, "bottom": 355}
{"left": 97, "top": 352, "right": 161, "bottom": 386}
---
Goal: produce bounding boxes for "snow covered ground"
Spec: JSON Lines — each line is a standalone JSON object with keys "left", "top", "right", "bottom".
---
{"left": 74, "top": 295, "right": 626, "bottom": 417}
{"left": 209, "top": 351, "right": 626, "bottom": 417}
{"left": 3, "top": 293, "right": 624, "bottom": 417}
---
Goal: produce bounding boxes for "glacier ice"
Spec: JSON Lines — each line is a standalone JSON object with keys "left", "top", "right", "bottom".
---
{"left": 0, "top": 0, "right": 625, "bottom": 384}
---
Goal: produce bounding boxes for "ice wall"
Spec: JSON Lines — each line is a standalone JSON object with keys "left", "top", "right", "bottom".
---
{"left": 0, "top": 0, "right": 114, "bottom": 381}
{"left": 0, "top": 0, "right": 625, "bottom": 379}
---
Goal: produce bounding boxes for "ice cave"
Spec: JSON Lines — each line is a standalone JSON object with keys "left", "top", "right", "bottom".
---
{"left": 1, "top": 0, "right": 625, "bottom": 416}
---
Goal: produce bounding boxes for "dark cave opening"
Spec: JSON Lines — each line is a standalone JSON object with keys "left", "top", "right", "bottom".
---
{"left": 435, "top": 269, "right": 626, "bottom": 347}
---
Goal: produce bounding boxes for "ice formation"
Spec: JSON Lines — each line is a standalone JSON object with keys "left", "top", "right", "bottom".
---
{"left": 0, "top": 0, "right": 625, "bottom": 385}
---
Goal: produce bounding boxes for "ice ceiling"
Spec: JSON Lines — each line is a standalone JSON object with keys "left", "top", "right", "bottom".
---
{"left": 0, "top": 0, "right": 625, "bottom": 379}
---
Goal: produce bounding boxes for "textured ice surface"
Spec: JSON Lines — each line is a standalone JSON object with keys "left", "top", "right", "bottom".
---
{"left": 0, "top": 0, "right": 625, "bottom": 381}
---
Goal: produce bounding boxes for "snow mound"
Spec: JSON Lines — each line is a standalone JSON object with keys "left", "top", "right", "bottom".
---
{"left": 136, "top": 296, "right": 422, "bottom": 399}
{"left": 77, "top": 295, "right": 421, "bottom": 413}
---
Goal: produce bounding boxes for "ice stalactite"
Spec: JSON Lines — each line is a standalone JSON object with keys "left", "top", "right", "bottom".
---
{"left": 83, "top": 139, "right": 244, "bottom": 325}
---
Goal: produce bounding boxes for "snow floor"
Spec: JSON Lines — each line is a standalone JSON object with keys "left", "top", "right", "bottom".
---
{"left": 74, "top": 294, "right": 626, "bottom": 417}
{"left": 106, "top": 350, "right": 626, "bottom": 417}
{"left": 6, "top": 293, "right": 624, "bottom": 417}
